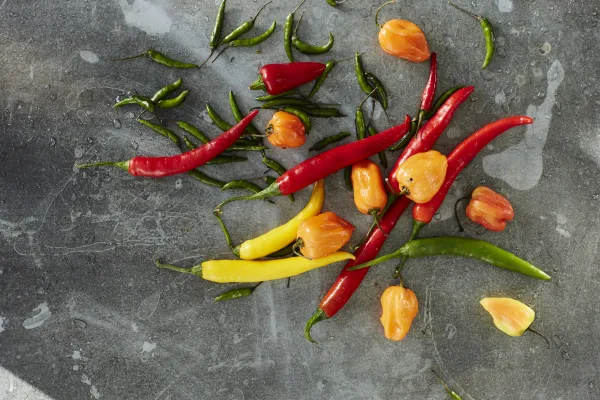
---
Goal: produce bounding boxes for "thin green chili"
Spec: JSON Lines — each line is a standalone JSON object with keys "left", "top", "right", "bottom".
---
{"left": 448, "top": 2, "right": 494, "bottom": 69}
{"left": 260, "top": 98, "right": 313, "bottom": 109}
{"left": 255, "top": 91, "right": 296, "bottom": 101}
{"left": 206, "top": 104, "right": 233, "bottom": 131}
{"left": 114, "top": 95, "right": 155, "bottom": 113}
{"left": 343, "top": 166, "right": 352, "bottom": 191}
{"left": 355, "top": 52, "right": 375, "bottom": 95}
{"left": 222, "top": 180, "right": 264, "bottom": 192}
{"left": 212, "top": 21, "right": 277, "bottom": 62}
{"left": 219, "top": 1, "right": 272, "bottom": 44}
{"left": 283, "top": 107, "right": 312, "bottom": 133}
{"left": 369, "top": 126, "right": 388, "bottom": 169}
{"left": 309, "top": 132, "right": 351, "bottom": 151}
{"left": 177, "top": 121, "right": 210, "bottom": 143}
{"left": 229, "top": 91, "right": 262, "bottom": 138}
{"left": 150, "top": 78, "right": 183, "bottom": 102}
{"left": 187, "top": 169, "right": 226, "bottom": 188}
{"left": 137, "top": 119, "right": 180, "bottom": 145}
{"left": 215, "top": 285, "right": 261, "bottom": 302}
{"left": 307, "top": 55, "right": 356, "bottom": 98}
{"left": 291, "top": 11, "right": 334, "bottom": 55}
{"left": 266, "top": 242, "right": 295, "bottom": 258}
{"left": 210, "top": 0, "right": 227, "bottom": 50}
{"left": 389, "top": 119, "right": 418, "bottom": 152}
{"left": 365, "top": 72, "right": 388, "bottom": 109}
{"left": 326, "top": 0, "right": 347, "bottom": 5}
{"left": 112, "top": 49, "right": 199, "bottom": 69}
{"left": 423, "top": 86, "right": 465, "bottom": 119}
{"left": 284, "top": 0, "right": 306, "bottom": 62}
{"left": 156, "top": 90, "right": 189, "bottom": 109}
{"left": 355, "top": 89, "right": 376, "bottom": 140}
{"left": 261, "top": 154, "right": 286, "bottom": 175}
{"left": 293, "top": 107, "right": 343, "bottom": 118}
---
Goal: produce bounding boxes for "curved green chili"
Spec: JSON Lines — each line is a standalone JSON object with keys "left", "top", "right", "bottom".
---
{"left": 283, "top": 107, "right": 312, "bottom": 133}
{"left": 151, "top": 78, "right": 183, "bottom": 102}
{"left": 261, "top": 154, "right": 287, "bottom": 175}
{"left": 355, "top": 89, "right": 376, "bottom": 140}
{"left": 255, "top": 91, "right": 296, "bottom": 101}
{"left": 222, "top": 180, "right": 264, "bottom": 193}
{"left": 448, "top": 2, "right": 494, "bottom": 69}
{"left": 291, "top": 11, "right": 334, "bottom": 55}
{"left": 114, "top": 95, "right": 155, "bottom": 113}
{"left": 260, "top": 98, "right": 313, "bottom": 109}
{"left": 156, "top": 90, "right": 189, "bottom": 109}
{"left": 177, "top": 121, "right": 210, "bottom": 143}
{"left": 112, "top": 49, "right": 199, "bottom": 69}
{"left": 423, "top": 86, "right": 465, "bottom": 120}
{"left": 389, "top": 118, "right": 418, "bottom": 152}
{"left": 326, "top": 0, "right": 347, "bottom": 5}
{"left": 294, "top": 107, "right": 343, "bottom": 118}
{"left": 347, "top": 236, "right": 551, "bottom": 280}
{"left": 309, "top": 132, "right": 351, "bottom": 151}
{"left": 265, "top": 176, "right": 294, "bottom": 202}
{"left": 343, "top": 166, "right": 352, "bottom": 191}
{"left": 229, "top": 91, "right": 262, "bottom": 138}
{"left": 210, "top": 0, "right": 227, "bottom": 50}
{"left": 307, "top": 55, "right": 356, "bottom": 98}
{"left": 369, "top": 126, "right": 388, "bottom": 169}
{"left": 355, "top": 52, "right": 375, "bottom": 95}
{"left": 137, "top": 119, "right": 180, "bottom": 144}
{"left": 212, "top": 21, "right": 277, "bottom": 63}
{"left": 206, "top": 104, "right": 233, "bottom": 131}
{"left": 266, "top": 242, "right": 295, "bottom": 258}
{"left": 183, "top": 135, "right": 198, "bottom": 151}
{"left": 365, "top": 72, "right": 388, "bottom": 109}
{"left": 215, "top": 285, "right": 260, "bottom": 302}
{"left": 220, "top": 1, "right": 272, "bottom": 44}
{"left": 188, "top": 169, "right": 226, "bottom": 188}
{"left": 284, "top": 0, "right": 306, "bottom": 62}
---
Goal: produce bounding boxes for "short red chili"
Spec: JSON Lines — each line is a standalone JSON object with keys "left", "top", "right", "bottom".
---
{"left": 251, "top": 62, "right": 327, "bottom": 95}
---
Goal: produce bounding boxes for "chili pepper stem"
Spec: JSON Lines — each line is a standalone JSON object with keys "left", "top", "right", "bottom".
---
{"left": 368, "top": 209, "right": 387, "bottom": 237}
{"left": 527, "top": 327, "right": 551, "bottom": 349}
{"left": 293, "top": 10, "right": 305, "bottom": 37}
{"left": 375, "top": 0, "right": 396, "bottom": 28}
{"left": 251, "top": 1, "right": 272, "bottom": 22}
{"left": 453, "top": 196, "right": 470, "bottom": 232}
{"left": 213, "top": 209, "right": 235, "bottom": 251}
{"left": 447, "top": 2, "right": 483, "bottom": 21}
{"left": 76, "top": 160, "right": 129, "bottom": 171}
{"left": 393, "top": 221, "right": 425, "bottom": 277}
{"left": 291, "top": 239, "right": 305, "bottom": 258}
{"left": 198, "top": 50, "right": 215, "bottom": 68}
{"left": 110, "top": 52, "right": 147, "bottom": 62}
{"left": 292, "top": 0, "right": 307, "bottom": 15}
{"left": 211, "top": 46, "right": 229, "bottom": 63}
{"left": 155, "top": 260, "right": 201, "bottom": 277}
{"left": 304, "top": 308, "right": 327, "bottom": 343}
{"left": 214, "top": 181, "right": 282, "bottom": 213}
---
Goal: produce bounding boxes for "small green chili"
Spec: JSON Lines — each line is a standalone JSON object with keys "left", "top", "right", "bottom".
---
{"left": 206, "top": 104, "right": 233, "bottom": 131}
{"left": 212, "top": 21, "right": 277, "bottom": 63}
{"left": 255, "top": 91, "right": 296, "bottom": 101}
{"left": 259, "top": 98, "right": 313, "bottom": 109}
{"left": 448, "top": 2, "right": 494, "bottom": 69}
{"left": 114, "top": 95, "right": 156, "bottom": 113}
{"left": 423, "top": 86, "right": 465, "bottom": 120}
{"left": 284, "top": 0, "right": 306, "bottom": 62}
{"left": 291, "top": 11, "right": 334, "bottom": 55}
{"left": 137, "top": 119, "right": 180, "bottom": 145}
{"left": 215, "top": 285, "right": 260, "bottom": 302}
{"left": 261, "top": 154, "right": 287, "bottom": 175}
{"left": 309, "top": 132, "right": 351, "bottom": 151}
{"left": 389, "top": 119, "right": 418, "bottom": 152}
{"left": 292, "top": 107, "right": 344, "bottom": 118}
{"left": 112, "top": 49, "right": 199, "bottom": 69}
{"left": 365, "top": 72, "right": 388, "bottom": 109}
{"left": 355, "top": 89, "right": 376, "bottom": 140}
{"left": 343, "top": 166, "right": 352, "bottom": 191}
{"left": 219, "top": 1, "right": 272, "bottom": 45}
{"left": 307, "top": 55, "right": 356, "bottom": 98}
{"left": 266, "top": 242, "right": 295, "bottom": 258}
{"left": 222, "top": 180, "right": 264, "bottom": 193}
{"left": 150, "top": 78, "right": 183, "bottom": 102}
{"left": 210, "top": 0, "right": 227, "bottom": 50}
{"left": 229, "top": 91, "right": 262, "bottom": 138}
{"left": 369, "top": 126, "right": 388, "bottom": 169}
{"left": 187, "top": 169, "right": 226, "bottom": 188}
{"left": 355, "top": 52, "right": 375, "bottom": 95}
{"left": 156, "top": 90, "right": 189, "bottom": 109}
{"left": 283, "top": 107, "right": 312, "bottom": 133}
{"left": 177, "top": 121, "right": 210, "bottom": 144}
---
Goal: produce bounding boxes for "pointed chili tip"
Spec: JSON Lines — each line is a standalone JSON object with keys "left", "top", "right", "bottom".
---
{"left": 304, "top": 308, "right": 327, "bottom": 344}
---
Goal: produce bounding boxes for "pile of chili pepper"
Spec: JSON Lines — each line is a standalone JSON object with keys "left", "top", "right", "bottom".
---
{"left": 79, "top": 3, "right": 551, "bottom": 390}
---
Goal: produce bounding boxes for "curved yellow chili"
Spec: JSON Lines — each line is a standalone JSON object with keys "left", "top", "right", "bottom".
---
{"left": 235, "top": 180, "right": 325, "bottom": 260}
{"left": 156, "top": 251, "right": 354, "bottom": 283}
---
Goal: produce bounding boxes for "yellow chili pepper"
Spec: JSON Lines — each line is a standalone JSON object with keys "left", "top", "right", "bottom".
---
{"left": 233, "top": 180, "right": 325, "bottom": 260}
{"left": 155, "top": 251, "right": 355, "bottom": 283}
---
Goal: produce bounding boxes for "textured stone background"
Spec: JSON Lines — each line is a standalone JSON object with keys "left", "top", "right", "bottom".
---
{"left": 1, "top": 0, "right": 599, "bottom": 399}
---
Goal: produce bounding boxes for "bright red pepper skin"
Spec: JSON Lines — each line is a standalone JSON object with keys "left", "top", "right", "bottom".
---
{"left": 387, "top": 86, "right": 474, "bottom": 193}
{"left": 128, "top": 110, "right": 259, "bottom": 177}
{"left": 260, "top": 62, "right": 327, "bottom": 95}
{"left": 420, "top": 52, "right": 437, "bottom": 111}
{"left": 276, "top": 115, "right": 411, "bottom": 195}
{"left": 413, "top": 116, "right": 534, "bottom": 225}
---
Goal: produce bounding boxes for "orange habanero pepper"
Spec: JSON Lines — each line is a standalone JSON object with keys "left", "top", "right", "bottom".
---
{"left": 380, "top": 285, "right": 419, "bottom": 341}
{"left": 375, "top": 1, "right": 431, "bottom": 63}
{"left": 394, "top": 150, "right": 447, "bottom": 203}
{"left": 466, "top": 186, "right": 514, "bottom": 232}
{"left": 351, "top": 160, "right": 388, "bottom": 218}
{"left": 295, "top": 212, "right": 354, "bottom": 260}
{"left": 266, "top": 111, "right": 306, "bottom": 149}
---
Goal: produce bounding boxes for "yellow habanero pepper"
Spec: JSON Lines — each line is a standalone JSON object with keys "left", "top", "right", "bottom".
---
{"left": 155, "top": 251, "right": 354, "bottom": 283}
{"left": 233, "top": 180, "right": 325, "bottom": 260}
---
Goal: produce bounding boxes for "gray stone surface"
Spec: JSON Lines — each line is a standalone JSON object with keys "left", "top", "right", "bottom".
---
{"left": 1, "top": 0, "right": 599, "bottom": 399}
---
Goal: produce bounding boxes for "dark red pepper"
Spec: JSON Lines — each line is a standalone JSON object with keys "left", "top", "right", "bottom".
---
{"left": 77, "top": 111, "right": 259, "bottom": 178}
{"left": 387, "top": 86, "right": 474, "bottom": 193}
{"left": 420, "top": 52, "right": 437, "bottom": 112}
{"left": 412, "top": 116, "right": 534, "bottom": 229}
{"left": 215, "top": 116, "right": 411, "bottom": 211}
{"left": 258, "top": 62, "right": 327, "bottom": 95}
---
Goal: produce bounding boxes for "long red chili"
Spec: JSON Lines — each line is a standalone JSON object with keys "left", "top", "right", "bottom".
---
{"left": 256, "top": 62, "right": 327, "bottom": 95}
{"left": 412, "top": 116, "right": 534, "bottom": 228}
{"left": 214, "top": 116, "right": 411, "bottom": 211}
{"left": 387, "top": 86, "right": 474, "bottom": 193}
{"left": 420, "top": 52, "right": 437, "bottom": 112}
{"left": 78, "top": 111, "right": 259, "bottom": 178}
{"left": 303, "top": 92, "right": 472, "bottom": 342}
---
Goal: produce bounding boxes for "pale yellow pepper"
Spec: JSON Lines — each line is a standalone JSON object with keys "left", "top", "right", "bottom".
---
{"left": 234, "top": 180, "right": 325, "bottom": 260}
{"left": 155, "top": 251, "right": 354, "bottom": 283}
{"left": 480, "top": 297, "right": 535, "bottom": 336}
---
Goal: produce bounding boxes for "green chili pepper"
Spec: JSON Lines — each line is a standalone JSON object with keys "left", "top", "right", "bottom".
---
{"left": 215, "top": 286, "right": 259, "bottom": 302}
{"left": 261, "top": 154, "right": 287, "bottom": 175}
{"left": 284, "top": 0, "right": 306, "bottom": 62}
{"left": 255, "top": 91, "right": 296, "bottom": 101}
{"left": 355, "top": 89, "right": 376, "bottom": 140}
{"left": 309, "top": 132, "right": 351, "bottom": 151}
{"left": 266, "top": 242, "right": 295, "bottom": 258}
{"left": 326, "top": 0, "right": 347, "bottom": 6}
{"left": 448, "top": 2, "right": 494, "bottom": 69}
{"left": 347, "top": 237, "right": 552, "bottom": 280}
{"left": 389, "top": 119, "right": 418, "bottom": 152}
{"left": 112, "top": 49, "right": 199, "bottom": 69}
{"left": 423, "top": 86, "right": 464, "bottom": 119}
{"left": 222, "top": 180, "right": 264, "bottom": 193}
{"left": 137, "top": 119, "right": 180, "bottom": 145}
{"left": 210, "top": 0, "right": 227, "bottom": 50}
{"left": 219, "top": 1, "right": 272, "bottom": 45}
{"left": 206, "top": 104, "right": 233, "bottom": 131}
{"left": 176, "top": 121, "right": 210, "bottom": 143}
{"left": 283, "top": 107, "right": 312, "bottom": 133}
{"left": 307, "top": 55, "right": 356, "bottom": 98}
{"left": 183, "top": 135, "right": 198, "bottom": 151}
{"left": 291, "top": 11, "right": 334, "bottom": 55}
{"left": 294, "top": 107, "right": 343, "bottom": 118}
{"left": 150, "top": 78, "right": 183, "bottom": 102}
{"left": 156, "top": 90, "right": 189, "bottom": 109}
{"left": 187, "top": 169, "right": 226, "bottom": 188}
{"left": 369, "top": 126, "right": 388, "bottom": 169}
{"left": 229, "top": 91, "right": 262, "bottom": 138}
{"left": 365, "top": 72, "right": 388, "bottom": 109}
{"left": 343, "top": 166, "right": 352, "bottom": 191}
{"left": 260, "top": 98, "right": 313, "bottom": 109}
{"left": 114, "top": 95, "right": 156, "bottom": 113}
{"left": 212, "top": 21, "right": 277, "bottom": 63}
{"left": 355, "top": 52, "right": 375, "bottom": 95}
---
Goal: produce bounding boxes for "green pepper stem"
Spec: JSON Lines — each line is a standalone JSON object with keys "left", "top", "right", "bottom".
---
{"left": 304, "top": 308, "right": 327, "bottom": 343}
{"left": 527, "top": 327, "right": 550, "bottom": 349}
{"left": 291, "top": 0, "right": 307, "bottom": 15}
{"left": 291, "top": 239, "right": 305, "bottom": 258}
{"left": 375, "top": 0, "right": 396, "bottom": 28}
{"left": 110, "top": 52, "right": 148, "bottom": 62}
{"left": 214, "top": 181, "right": 282, "bottom": 213}
{"left": 198, "top": 49, "right": 215, "bottom": 69}
{"left": 155, "top": 260, "right": 202, "bottom": 277}
{"left": 76, "top": 160, "right": 129, "bottom": 172}
{"left": 348, "top": 247, "right": 405, "bottom": 271}
{"left": 211, "top": 46, "right": 230, "bottom": 63}
{"left": 448, "top": 2, "right": 483, "bottom": 21}
{"left": 251, "top": 1, "right": 272, "bottom": 22}
{"left": 292, "top": 10, "right": 306, "bottom": 37}
{"left": 213, "top": 209, "right": 235, "bottom": 251}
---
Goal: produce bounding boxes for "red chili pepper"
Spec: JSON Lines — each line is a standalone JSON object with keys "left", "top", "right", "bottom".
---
{"left": 420, "top": 52, "right": 437, "bottom": 112}
{"left": 77, "top": 111, "right": 259, "bottom": 178}
{"left": 412, "top": 116, "right": 534, "bottom": 228}
{"left": 215, "top": 116, "right": 411, "bottom": 211}
{"left": 258, "top": 62, "right": 327, "bottom": 95}
{"left": 387, "top": 86, "right": 474, "bottom": 193}
{"left": 303, "top": 92, "right": 470, "bottom": 342}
